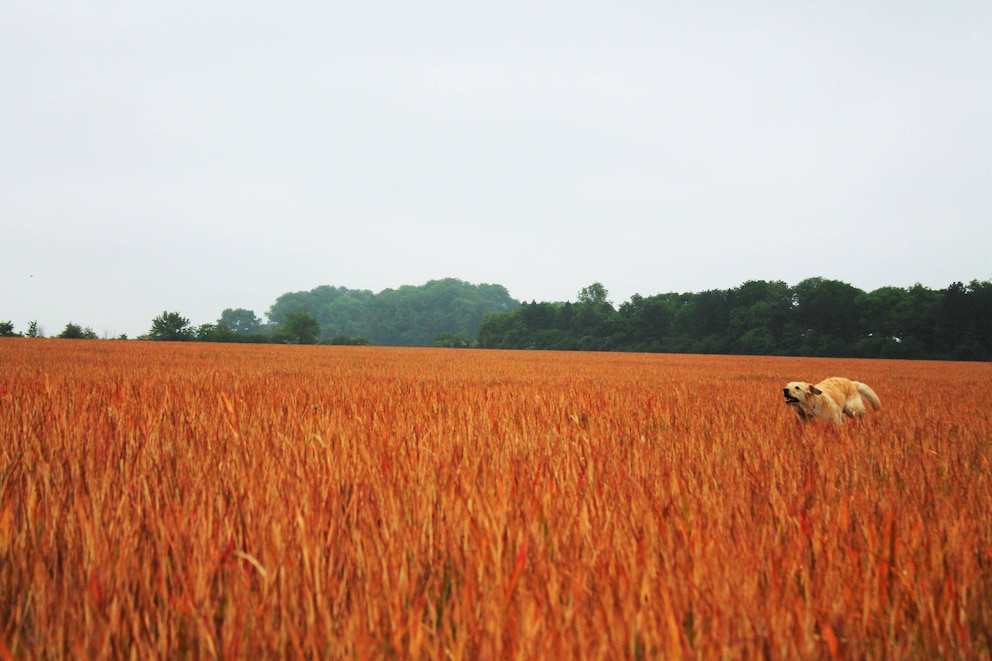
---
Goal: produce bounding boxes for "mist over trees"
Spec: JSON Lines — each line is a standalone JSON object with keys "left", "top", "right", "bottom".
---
{"left": 477, "top": 278, "right": 992, "bottom": 361}
{"left": 266, "top": 279, "right": 518, "bottom": 346}
{"left": 219, "top": 308, "right": 265, "bottom": 335}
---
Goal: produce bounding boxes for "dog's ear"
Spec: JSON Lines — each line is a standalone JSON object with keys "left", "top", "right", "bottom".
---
{"left": 808, "top": 385, "right": 822, "bottom": 396}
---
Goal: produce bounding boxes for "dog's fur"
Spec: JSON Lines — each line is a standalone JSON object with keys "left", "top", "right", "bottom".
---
{"left": 783, "top": 377, "right": 881, "bottom": 424}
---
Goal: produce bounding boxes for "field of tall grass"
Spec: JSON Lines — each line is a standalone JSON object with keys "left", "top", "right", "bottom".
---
{"left": 1, "top": 338, "right": 989, "bottom": 659}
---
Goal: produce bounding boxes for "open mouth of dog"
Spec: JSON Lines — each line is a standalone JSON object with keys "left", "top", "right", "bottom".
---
{"left": 783, "top": 390, "right": 800, "bottom": 405}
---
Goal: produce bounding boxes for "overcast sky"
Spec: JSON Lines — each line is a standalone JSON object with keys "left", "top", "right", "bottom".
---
{"left": 2, "top": 2, "right": 989, "bottom": 338}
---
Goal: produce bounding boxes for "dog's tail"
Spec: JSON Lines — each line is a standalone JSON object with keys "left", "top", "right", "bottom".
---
{"left": 856, "top": 382, "right": 881, "bottom": 410}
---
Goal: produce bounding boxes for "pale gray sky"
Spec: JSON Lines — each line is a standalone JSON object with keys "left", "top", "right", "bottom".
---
{"left": 2, "top": 2, "right": 989, "bottom": 338}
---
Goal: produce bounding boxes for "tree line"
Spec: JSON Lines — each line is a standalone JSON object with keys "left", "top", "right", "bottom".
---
{"left": 127, "top": 278, "right": 517, "bottom": 345}
{"left": 3, "top": 277, "right": 989, "bottom": 360}
{"left": 1, "top": 279, "right": 518, "bottom": 346}
{"left": 477, "top": 278, "right": 992, "bottom": 361}
{"left": 264, "top": 279, "right": 517, "bottom": 346}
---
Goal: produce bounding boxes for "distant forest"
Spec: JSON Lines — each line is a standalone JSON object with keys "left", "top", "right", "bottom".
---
{"left": 478, "top": 279, "right": 992, "bottom": 361}
{"left": 3, "top": 277, "right": 989, "bottom": 361}
{"left": 264, "top": 279, "right": 517, "bottom": 346}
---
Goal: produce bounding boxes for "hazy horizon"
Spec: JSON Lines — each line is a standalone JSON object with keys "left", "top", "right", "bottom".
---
{"left": 6, "top": 272, "right": 991, "bottom": 340}
{"left": 3, "top": 2, "right": 989, "bottom": 338}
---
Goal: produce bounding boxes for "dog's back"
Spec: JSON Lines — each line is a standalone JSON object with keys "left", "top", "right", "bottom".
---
{"left": 784, "top": 377, "right": 881, "bottom": 424}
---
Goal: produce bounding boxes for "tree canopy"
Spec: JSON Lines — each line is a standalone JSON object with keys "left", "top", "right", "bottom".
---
{"left": 477, "top": 278, "right": 992, "bottom": 361}
{"left": 58, "top": 322, "right": 98, "bottom": 339}
{"left": 7, "top": 276, "right": 989, "bottom": 360}
{"left": 219, "top": 308, "right": 264, "bottom": 335}
{"left": 272, "top": 310, "right": 321, "bottom": 345}
{"left": 266, "top": 278, "right": 518, "bottom": 346}
{"left": 148, "top": 311, "right": 195, "bottom": 342}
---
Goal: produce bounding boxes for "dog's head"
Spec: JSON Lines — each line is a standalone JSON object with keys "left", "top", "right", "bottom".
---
{"left": 783, "top": 382, "right": 822, "bottom": 409}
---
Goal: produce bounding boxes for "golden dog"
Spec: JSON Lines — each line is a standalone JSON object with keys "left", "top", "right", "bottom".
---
{"left": 783, "top": 377, "right": 881, "bottom": 424}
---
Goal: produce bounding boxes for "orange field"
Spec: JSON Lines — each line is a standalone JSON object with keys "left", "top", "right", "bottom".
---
{"left": 1, "top": 338, "right": 990, "bottom": 659}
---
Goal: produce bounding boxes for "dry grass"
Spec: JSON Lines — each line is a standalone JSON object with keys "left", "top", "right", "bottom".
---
{"left": 1, "top": 339, "right": 990, "bottom": 659}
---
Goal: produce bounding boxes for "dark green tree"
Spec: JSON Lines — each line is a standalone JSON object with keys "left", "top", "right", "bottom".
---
{"left": 149, "top": 311, "right": 196, "bottom": 341}
{"left": 195, "top": 323, "right": 237, "bottom": 342}
{"left": 963, "top": 279, "right": 992, "bottom": 358}
{"left": 58, "top": 322, "right": 98, "bottom": 339}
{"left": 790, "top": 278, "right": 863, "bottom": 354}
{"left": 219, "top": 308, "right": 264, "bottom": 335}
{"left": 273, "top": 310, "right": 321, "bottom": 344}
{"left": 935, "top": 280, "right": 992, "bottom": 360}
{"left": 895, "top": 283, "right": 940, "bottom": 357}
{"left": 517, "top": 301, "right": 559, "bottom": 331}
{"left": 617, "top": 294, "right": 680, "bottom": 352}
{"left": 854, "top": 286, "right": 911, "bottom": 357}
{"left": 856, "top": 287, "right": 908, "bottom": 339}
{"left": 726, "top": 280, "right": 792, "bottom": 355}
{"left": 0, "top": 321, "right": 18, "bottom": 337}
{"left": 577, "top": 282, "right": 611, "bottom": 308}
{"left": 572, "top": 283, "right": 616, "bottom": 349}
{"left": 477, "top": 311, "right": 526, "bottom": 349}
{"left": 672, "top": 290, "right": 731, "bottom": 353}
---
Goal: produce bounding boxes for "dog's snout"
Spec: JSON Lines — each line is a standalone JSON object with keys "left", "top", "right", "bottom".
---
{"left": 783, "top": 385, "right": 802, "bottom": 405}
